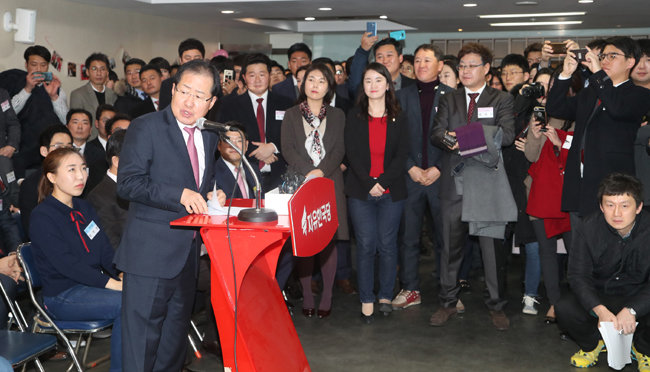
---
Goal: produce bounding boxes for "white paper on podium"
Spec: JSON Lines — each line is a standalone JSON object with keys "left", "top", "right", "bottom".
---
{"left": 207, "top": 198, "right": 246, "bottom": 216}
{"left": 598, "top": 321, "right": 637, "bottom": 370}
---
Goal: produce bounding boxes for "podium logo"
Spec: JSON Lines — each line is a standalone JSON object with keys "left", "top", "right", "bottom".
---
{"left": 301, "top": 202, "right": 332, "bottom": 235}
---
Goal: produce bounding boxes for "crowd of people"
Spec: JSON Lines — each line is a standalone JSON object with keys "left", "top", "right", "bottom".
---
{"left": 0, "top": 32, "right": 649, "bottom": 371}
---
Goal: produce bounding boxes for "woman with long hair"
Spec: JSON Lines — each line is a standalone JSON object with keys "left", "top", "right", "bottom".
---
{"left": 281, "top": 63, "right": 348, "bottom": 318}
{"left": 30, "top": 148, "right": 122, "bottom": 372}
{"left": 345, "top": 63, "right": 408, "bottom": 323}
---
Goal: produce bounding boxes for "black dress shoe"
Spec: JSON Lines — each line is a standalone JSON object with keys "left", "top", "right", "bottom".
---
{"left": 378, "top": 303, "right": 392, "bottom": 316}
{"left": 201, "top": 340, "right": 222, "bottom": 357}
{"left": 302, "top": 308, "right": 315, "bottom": 318}
{"left": 317, "top": 309, "right": 331, "bottom": 318}
{"left": 360, "top": 313, "right": 374, "bottom": 324}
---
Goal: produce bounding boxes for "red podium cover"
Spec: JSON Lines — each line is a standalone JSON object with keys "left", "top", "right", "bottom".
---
{"left": 288, "top": 177, "right": 338, "bottom": 257}
{"left": 171, "top": 178, "right": 338, "bottom": 372}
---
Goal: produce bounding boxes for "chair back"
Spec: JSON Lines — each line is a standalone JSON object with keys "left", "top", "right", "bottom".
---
{"left": 17, "top": 243, "right": 41, "bottom": 289}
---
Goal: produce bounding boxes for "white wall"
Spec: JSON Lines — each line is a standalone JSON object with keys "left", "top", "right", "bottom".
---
{"left": 0, "top": 0, "right": 269, "bottom": 92}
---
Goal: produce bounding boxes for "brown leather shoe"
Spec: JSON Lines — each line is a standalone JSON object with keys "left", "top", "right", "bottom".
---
{"left": 490, "top": 310, "right": 510, "bottom": 331}
{"left": 429, "top": 307, "right": 457, "bottom": 326}
{"left": 336, "top": 279, "right": 357, "bottom": 294}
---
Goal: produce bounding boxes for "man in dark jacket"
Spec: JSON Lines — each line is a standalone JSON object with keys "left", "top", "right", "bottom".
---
{"left": 556, "top": 173, "right": 650, "bottom": 369}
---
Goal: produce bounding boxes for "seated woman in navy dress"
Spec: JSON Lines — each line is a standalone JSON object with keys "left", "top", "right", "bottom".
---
{"left": 30, "top": 147, "right": 122, "bottom": 372}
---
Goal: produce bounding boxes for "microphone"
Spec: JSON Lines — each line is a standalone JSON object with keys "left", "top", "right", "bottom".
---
{"left": 196, "top": 118, "right": 231, "bottom": 132}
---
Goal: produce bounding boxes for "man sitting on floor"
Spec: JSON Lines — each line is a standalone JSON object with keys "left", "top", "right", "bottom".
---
{"left": 556, "top": 173, "right": 650, "bottom": 370}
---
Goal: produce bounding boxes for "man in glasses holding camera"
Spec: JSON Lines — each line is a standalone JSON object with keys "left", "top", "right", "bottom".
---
{"left": 546, "top": 37, "right": 650, "bottom": 225}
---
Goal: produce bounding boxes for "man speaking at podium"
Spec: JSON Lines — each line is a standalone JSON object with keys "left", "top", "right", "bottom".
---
{"left": 116, "top": 60, "right": 225, "bottom": 371}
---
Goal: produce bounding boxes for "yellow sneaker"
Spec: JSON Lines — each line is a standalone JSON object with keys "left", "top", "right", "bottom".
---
{"left": 570, "top": 340, "right": 605, "bottom": 368}
{"left": 633, "top": 345, "right": 650, "bottom": 371}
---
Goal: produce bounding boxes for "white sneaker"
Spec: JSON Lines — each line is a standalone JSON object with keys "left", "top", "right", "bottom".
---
{"left": 391, "top": 289, "right": 421, "bottom": 309}
{"left": 522, "top": 295, "right": 539, "bottom": 315}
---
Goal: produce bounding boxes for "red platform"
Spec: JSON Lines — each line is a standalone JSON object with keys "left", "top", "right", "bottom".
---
{"left": 171, "top": 179, "right": 338, "bottom": 372}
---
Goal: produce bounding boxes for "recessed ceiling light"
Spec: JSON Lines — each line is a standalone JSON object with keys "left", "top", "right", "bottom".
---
{"left": 221, "top": 10, "right": 235, "bottom": 14}
{"left": 490, "top": 20, "right": 583, "bottom": 26}
{"left": 578, "top": 0, "right": 593, "bottom": 3}
{"left": 305, "top": 16, "right": 316, "bottom": 21}
{"left": 318, "top": 7, "right": 332, "bottom": 11}
{"left": 515, "top": 1, "right": 539, "bottom": 4}
{"left": 480, "top": 11, "right": 586, "bottom": 18}
{"left": 379, "top": 15, "right": 388, "bottom": 19}
{"left": 458, "top": 28, "right": 463, "bottom": 32}
{"left": 463, "top": 3, "right": 478, "bottom": 7}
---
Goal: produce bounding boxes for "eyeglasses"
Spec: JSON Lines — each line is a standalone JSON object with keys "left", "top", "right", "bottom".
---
{"left": 89, "top": 66, "right": 107, "bottom": 72}
{"left": 174, "top": 87, "right": 212, "bottom": 102}
{"left": 457, "top": 63, "right": 485, "bottom": 71}
{"left": 599, "top": 52, "right": 628, "bottom": 62}
{"left": 48, "top": 143, "right": 73, "bottom": 150}
{"left": 500, "top": 70, "right": 524, "bottom": 78}
{"left": 335, "top": 70, "right": 344, "bottom": 75}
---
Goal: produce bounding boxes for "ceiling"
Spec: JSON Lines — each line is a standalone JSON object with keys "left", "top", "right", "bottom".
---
{"left": 68, "top": 0, "right": 650, "bottom": 34}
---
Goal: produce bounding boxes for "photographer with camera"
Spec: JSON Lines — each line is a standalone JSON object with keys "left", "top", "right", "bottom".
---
{"left": 524, "top": 67, "right": 579, "bottom": 323}
{"left": 502, "top": 67, "right": 553, "bottom": 316}
{"left": 546, "top": 37, "right": 650, "bottom": 223}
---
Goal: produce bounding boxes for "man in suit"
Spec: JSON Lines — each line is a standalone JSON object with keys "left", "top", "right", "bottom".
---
{"left": 348, "top": 35, "right": 415, "bottom": 99}
{"left": 114, "top": 58, "right": 146, "bottom": 115}
{"left": 430, "top": 43, "right": 515, "bottom": 330}
{"left": 0, "top": 45, "right": 67, "bottom": 178}
{"left": 272, "top": 43, "right": 312, "bottom": 102}
{"left": 547, "top": 37, "right": 650, "bottom": 220}
{"left": 217, "top": 53, "right": 293, "bottom": 192}
{"left": 116, "top": 60, "right": 225, "bottom": 371}
{"left": 215, "top": 122, "right": 257, "bottom": 199}
{"left": 87, "top": 129, "right": 128, "bottom": 249}
{"left": 392, "top": 44, "right": 453, "bottom": 310}
{"left": 69, "top": 52, "right": 117, "bottom": 138}
{"left": 131, "top": 64, "right": 162, "bottom": 118}
{"left": 158, "top": 38, "right": 205, "bottom": 111}
{"left": 85, "top": 104, "right": 115, "bottom": 192}
{"left": 65, "top": 108, "right": 104, "bottom": 195}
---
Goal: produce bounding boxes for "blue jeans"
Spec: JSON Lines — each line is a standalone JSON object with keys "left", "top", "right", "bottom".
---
{"left": 349, "top": 194, "right": 405, "bottom": 304}
{"left": 524, "top": 242, "right": 540, "bottom": 297}
{"left": 44, "top": 284, "right": 122, "bottom": 372}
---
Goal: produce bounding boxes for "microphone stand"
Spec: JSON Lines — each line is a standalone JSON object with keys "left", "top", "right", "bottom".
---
{"left": 222, "top": 131, "right": 278, "bottom": 223}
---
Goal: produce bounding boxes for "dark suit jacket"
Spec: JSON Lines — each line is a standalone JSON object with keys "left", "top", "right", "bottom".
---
{"left": 84, "top": 138, "right": 108, "bottom": 195}
{"left": 0, "top": 88, "right": 20, "bottom": 151}
{"left": 214, "top": 157, "right": 257, "bottom": 199}
{"left": 547, "top": 70, "right": 650, "bottom": 216}
{"left": 130, "top": 97, "right": 156, "bottom": 119}
{"left": 431, "top": 85, "right": 515, "bottom": 201}
{"left": 397, "top": 82, "right": 453, "bottom": 173}
{"left": 344, "top": 106, "right": 409, "bottom": 201}
{"left": 271, "top": 78, "right": 298, "bottom": 104}
{"left": 281, "top": 105, "right": 349, "bottom": 239}
{"left": 115, "top": 106, "right": 218, "bottom": 278}
{"left": 114, "top": 94, "right": 143, "bottom": 116}
{"left": 217, "top": 91, "right": 294, "bottom": 191}
{"left": 157, "top": 78, "right": 174, "bottom": 111}
{"left": 18, "top": 170, "right": 39, "bottom": 239}
{"left": 87, "top": 174, "right": 129, "bottom": 250}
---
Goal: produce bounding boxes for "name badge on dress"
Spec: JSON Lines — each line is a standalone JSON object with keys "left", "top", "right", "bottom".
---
{"left": 275, "top": 110, "right": 285, "bottom": 120}
{"left": 84, "top": 220, "right": 100, "bottom": 240}
{"left": 6, "top": 171, "right": 15, "bottom": 183}
{"left": 477, "top": 107, "right": 494, "bottom": 118}
{"left": 562, "top": 135, "right": 573, "bottom": 150}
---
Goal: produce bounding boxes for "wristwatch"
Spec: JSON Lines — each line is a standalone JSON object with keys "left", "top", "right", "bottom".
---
{"left": 627, "top": 307, "right": 637, "bottom": 317}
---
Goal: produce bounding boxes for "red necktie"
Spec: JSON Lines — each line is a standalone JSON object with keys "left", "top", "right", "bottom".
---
{"left": 467, "top": 93, "right": 479, "bottom": 124}
{"left": 256, "top": 97, "right": 265, "bottom": 169}
{"left": 184, "top": 126, "right": 200, "bottom": 188}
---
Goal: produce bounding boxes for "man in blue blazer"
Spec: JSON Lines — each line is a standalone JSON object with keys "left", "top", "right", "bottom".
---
{"left": 217, "top": 53, "right": 293, "bottom": 193}
{"left": 116, "top": 60, "right": 225, "bottom": 371}
{"left": 271, "top": 42, "right": 311, "bottom": 103}
{"left": 393, "top": 44, "right": 453, "bottom": 310}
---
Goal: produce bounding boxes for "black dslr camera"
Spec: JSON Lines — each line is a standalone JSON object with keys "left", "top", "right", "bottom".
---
{"left": 521, "top": 82, "right": 545, "bottom": 99}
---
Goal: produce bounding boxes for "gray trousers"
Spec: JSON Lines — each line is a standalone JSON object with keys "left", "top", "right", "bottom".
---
{"left": 439, "top": 197, "right": 507, "bottom": 311}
